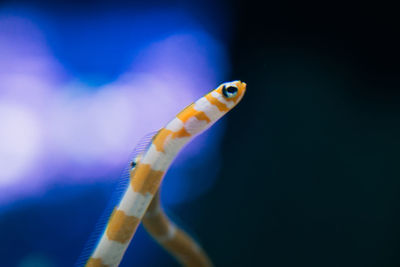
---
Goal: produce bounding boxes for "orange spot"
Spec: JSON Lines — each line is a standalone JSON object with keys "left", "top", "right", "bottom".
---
{"left": 106, "top": 210, "right": 140, "bottom": 243}
{"left": 86, "top": 258, "right": 108, "bottom": 267}
{"left": 152, "top": 129, "right": 173, "bottom": 152}
{"left": 177, "top": 105, "right": 211, "bottom": 123}
{"left": 172, "top": 127, "right": 191, "bottom": 139}
{"left": 205, "top": 93, "right": 229, "bottom": 112}
{"left": 194, "top": 111, "right": 211, "bottom": 123}
{"left": 131, "top": 164, "right": 164, "bottom": 195}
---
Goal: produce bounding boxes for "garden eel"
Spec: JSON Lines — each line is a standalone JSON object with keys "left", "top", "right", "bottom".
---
{"left": 81, "top": 80, "right": 246, "bottom": 267}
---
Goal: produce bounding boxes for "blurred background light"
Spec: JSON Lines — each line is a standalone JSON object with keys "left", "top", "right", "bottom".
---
{"left": 0, "top": 4, "right": 229, "bottom": 209}
{"left": 0, "top": 1, "right": 232, "bottom": 265}
{"left": 0, "top": 102, "right": 42, "bottom": 186}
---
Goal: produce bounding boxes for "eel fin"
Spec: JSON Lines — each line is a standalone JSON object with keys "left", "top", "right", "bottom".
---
{"left": 75, "top": 130, "right": 158, "bottom": 266}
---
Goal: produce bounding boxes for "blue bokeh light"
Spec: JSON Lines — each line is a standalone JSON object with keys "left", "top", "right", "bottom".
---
{"left": 0, "top": 1, "right": 231, "bottom": 266}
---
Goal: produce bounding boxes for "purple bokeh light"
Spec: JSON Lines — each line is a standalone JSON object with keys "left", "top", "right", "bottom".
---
{"left": 0, "top": 7, "right": 229, "bottom": 208}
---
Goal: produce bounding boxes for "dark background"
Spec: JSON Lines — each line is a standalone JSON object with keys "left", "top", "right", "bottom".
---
{"left": 194, "top": 2, "right": 400, "bottom": 266}
{"left": 2, "top": 1, "right": 400, "bottom": 266}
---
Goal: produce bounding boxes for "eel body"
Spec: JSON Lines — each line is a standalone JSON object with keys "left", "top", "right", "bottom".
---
{"left": 86, "top": 81, "right": 246, "bottom": 266}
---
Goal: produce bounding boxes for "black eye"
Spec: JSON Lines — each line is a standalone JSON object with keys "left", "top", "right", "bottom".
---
{"left": 130, "top": 161, "right": 136, "bottom": 169}
{"left": 222, "top": 86, "right": 238, "bottom": 98}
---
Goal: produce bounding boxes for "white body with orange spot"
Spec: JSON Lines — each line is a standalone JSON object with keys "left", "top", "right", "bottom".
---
{"left": 86, "top": 81, "right": 246, "bottom": 267}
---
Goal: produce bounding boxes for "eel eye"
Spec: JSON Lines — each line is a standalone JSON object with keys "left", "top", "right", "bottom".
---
{"left": 222, "top": 85, "right": 238, "bottom": 98}
{"left": 130, "top": 161, "right": 136, "bottom": 169}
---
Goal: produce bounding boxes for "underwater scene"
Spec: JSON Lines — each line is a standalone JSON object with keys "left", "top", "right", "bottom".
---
{"left": 1, "top": 0, "right": 400, "bottom": 266}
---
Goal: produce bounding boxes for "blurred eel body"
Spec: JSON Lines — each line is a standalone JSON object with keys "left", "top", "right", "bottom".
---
{"left": 86, "top": 81, "right": 246, "bottom": 267}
